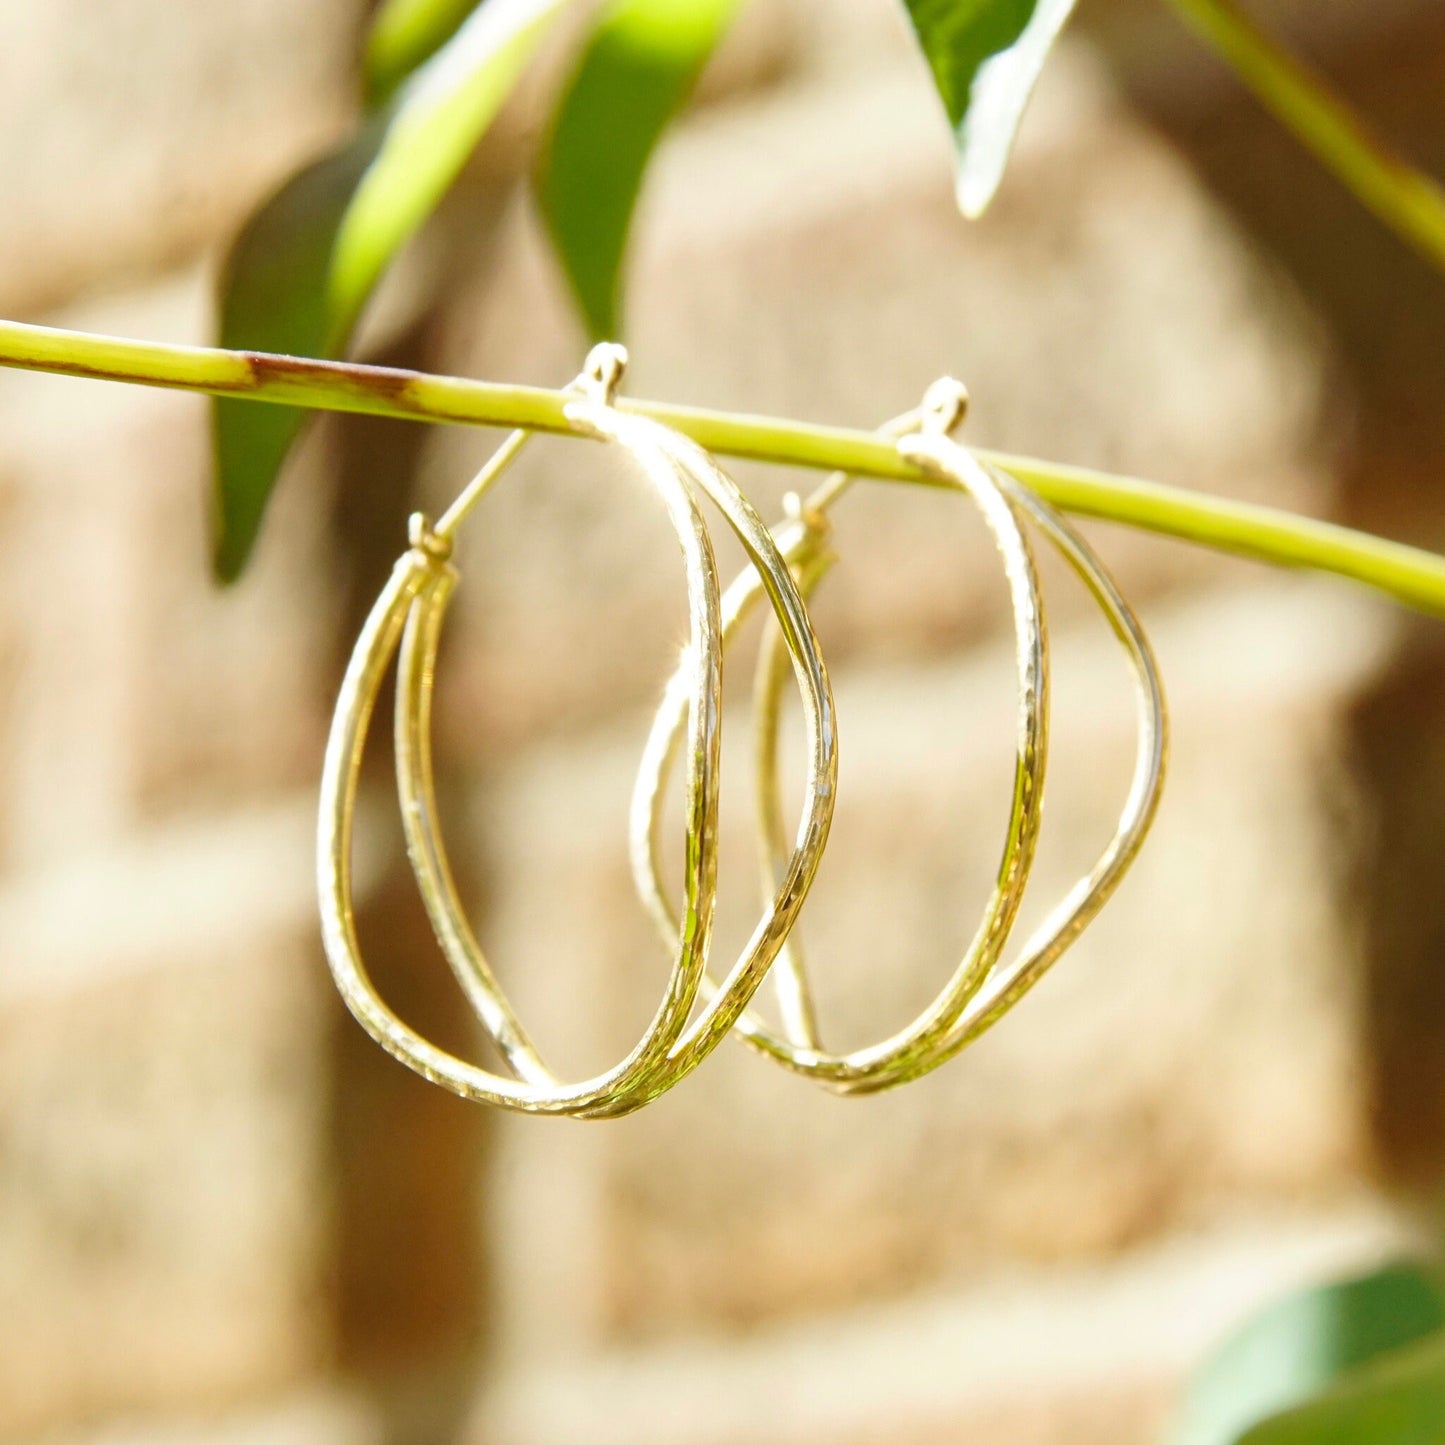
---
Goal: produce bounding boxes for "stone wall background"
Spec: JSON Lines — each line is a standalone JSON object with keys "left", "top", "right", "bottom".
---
{"left": 1, "top": 1, "right": 1444, "bottom": 1441}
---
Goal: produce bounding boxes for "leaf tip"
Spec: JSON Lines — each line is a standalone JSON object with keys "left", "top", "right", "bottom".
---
{"left": 955, "top": 170, "right": 995, "bottom": 221}
{"left": 954, "top": 129, "right": 1011, "bottom": 219}
{"left": 210, "top": 525, "right": 250, "bottom": 586}
{"left": 209, "top": 460, "right": 257, "bottom": 583}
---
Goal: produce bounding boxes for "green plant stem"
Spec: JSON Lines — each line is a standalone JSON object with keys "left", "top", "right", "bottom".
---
{"left": 2, "top": 315, "right": 1444, "bottom": 617}
{"left": 1162, "top": 0, "right": 1445, "bottom": 274}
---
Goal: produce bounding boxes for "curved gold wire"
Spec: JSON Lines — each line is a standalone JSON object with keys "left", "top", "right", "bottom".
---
{"left": 629, "top": 381, "right": 1052, "bottom": 1091}
{"left": 321, "top": 344, "right": 838, "bottom": 1116}
{"left": 749, "top": 509, "right": 836, "bottom": 1052}
{"left": 858, "top": 470, "right": 1167, "bottom": 1086}
{"left": 759, "top": 459, "right": 1168, "bottom": 1094}
{"left": 320, "top": 346, "right": 725, "bottom": 1115}
{"left": 581, "top": 437, "right": 842, "bottom": 1118}
{"left": 394, "top": 556, "right": 556, "bottom": 1086}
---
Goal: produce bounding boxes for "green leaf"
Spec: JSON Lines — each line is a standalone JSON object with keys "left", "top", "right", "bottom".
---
{"left": 1174, "top": 1263, "right": 1445, "bottom": 1445}
{"left": 364, "top": 0, "right": 485, "bottom": 105}
{"left": 900, "top": 0, "right": 1078, "bottom": 218}
{"left": 1239, "top": 1332, "right": 1445, "bottom": 1445}
{"left": 213, "top": 128, "right": 382, "bottom": 582}
{"left": 212, "top": 0, "right": 567, "bottom": 581}
{"left": 537, "top": 0, "right": 745, "bottom": 340}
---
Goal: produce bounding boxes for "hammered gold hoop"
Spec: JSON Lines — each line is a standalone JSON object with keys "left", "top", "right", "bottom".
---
{"left": 869, "top": 471, "right": 1166, "bottom": 1084}
{"left": 318, "top": 345, "right": 836, "bottom": 1117}
{"left": 631, "top": 380, "right": 1052, "bottom": 1091}
{"left": 770, "top": 448, "right": 1167, "bottom": 1093}
{"left": 633, "top": 379, "right": 1167, "bottom": 1093}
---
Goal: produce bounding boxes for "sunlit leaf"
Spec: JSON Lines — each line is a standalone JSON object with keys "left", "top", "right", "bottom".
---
{"left": 900, "top": 0, "right": 1077, "bottom": 218}
{"left": 365, "top": 0, "right": 484, "bottom": 105}
{"left": 213, "top": 0, "right": 567, "bottom": 580}
{"left": 1174, "top": 1263, "right": 1445, "bottom": 1445}
{"left": 1240, "top": 1332, "right": 1445, "bottom": 1445}
{"left": 537, "top": 0, "right": 745, "bottom": 340}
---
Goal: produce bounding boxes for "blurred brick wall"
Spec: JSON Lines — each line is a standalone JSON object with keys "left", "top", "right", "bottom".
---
{"left": 1, "top": 2, "right": 1443, "bottom": 1443}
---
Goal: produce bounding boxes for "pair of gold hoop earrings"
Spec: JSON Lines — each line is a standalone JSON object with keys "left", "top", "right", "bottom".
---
{"left": 318, "top": 345, "right": 1167, "bottom": 1120}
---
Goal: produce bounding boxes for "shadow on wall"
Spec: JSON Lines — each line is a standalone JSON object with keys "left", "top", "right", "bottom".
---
{"left": 323, "top": 326, "right": 494, "bottom": 1442}
{"left": 1347, "top": 630, "right": 1445, "bottom": 1192}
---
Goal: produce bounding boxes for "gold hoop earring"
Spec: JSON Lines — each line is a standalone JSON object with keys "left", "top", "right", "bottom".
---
{"left": 318, "top": 345, "right": 836, "bottom": 1117}
{"left": 630, "top": 379, "right": 1051, "bottom": 1090}
{"left": 803, "top": 449, "right": 1166, "bottom": 1092}
{"left": 754, "top": 388, "right": 1167, "bottom": 1091}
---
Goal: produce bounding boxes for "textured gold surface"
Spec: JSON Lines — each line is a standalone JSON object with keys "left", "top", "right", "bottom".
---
{"left": 318, "top": 346, "right": 836, "bottom": 1117}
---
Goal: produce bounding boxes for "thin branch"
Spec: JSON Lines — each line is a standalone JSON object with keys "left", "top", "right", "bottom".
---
{"left": 1163, "top": 0, "right": 1445, "bottom": 274}
{"left": 2, "top": 315, "right": 1444, "bottom": 617}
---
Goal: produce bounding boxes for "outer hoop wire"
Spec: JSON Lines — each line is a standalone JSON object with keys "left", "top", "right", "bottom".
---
{"left": 626, "top": 510, "right": 843, "bottom": 1062}
{"left": 628, "top": 392, "right": 1051, "bottom": 1091}
{"left": 318, "top": 364, "right": 729, "bottom": 1114}
{"left": 861, "top": 468, "right": 1167, "bottom": 1084}
{"left": 571, "top": 419, "right": 839, "bottom": 1118}
{"left": 746, "top": 443, "right": 1167, "bottom": 1092}
{"left": 749, "top": 521, "right": 836, "bottom": 1050}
